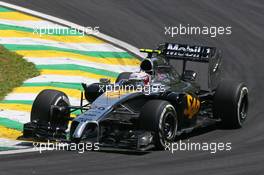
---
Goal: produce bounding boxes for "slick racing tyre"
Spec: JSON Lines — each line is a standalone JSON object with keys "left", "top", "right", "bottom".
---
{"left": 140, "top": 100, "right": 178, "bottom": 150}
{"left": 214, "top": 80, "right": 249, "bottom": 129}
{"left": 115, "top": 72, "right": 132, "bottom": 83}
{"left": 31, "top": 89, "right": 70, "bottom": 129}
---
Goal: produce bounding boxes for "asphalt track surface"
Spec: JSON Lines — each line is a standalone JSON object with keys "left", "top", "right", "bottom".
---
{"left": 0, "top": 0, "right": 264, "bottom": 175}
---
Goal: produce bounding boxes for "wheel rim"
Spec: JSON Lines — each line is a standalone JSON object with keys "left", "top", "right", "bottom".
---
{"left": 238, "top": 87, "right": 248, "bottom": 124}
{"left": 51, "top": 95, "right": 70, "bottom": 127}
{"left": 162, "top": 111, "right": 177, "bottom": 140}
{"left": 239, "top": 94, "right": 248, "bottom": 122}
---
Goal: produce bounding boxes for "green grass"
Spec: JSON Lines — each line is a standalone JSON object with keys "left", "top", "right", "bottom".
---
{"left": 0, "top": 45, "right": 39, "bottom": 100}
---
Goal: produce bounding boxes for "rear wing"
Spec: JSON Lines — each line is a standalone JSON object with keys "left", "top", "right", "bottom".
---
{"left": 140, "top": 43, "right": 222, "bottom": 90}
{"left": 140, "top": 43, "right": 219, "bottom": 62}
{"left": 161, "top": 43, "right": 217, "bottom": 63}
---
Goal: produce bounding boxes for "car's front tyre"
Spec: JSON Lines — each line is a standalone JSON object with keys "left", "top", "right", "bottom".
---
{"left": 31, "top": 89, "right": 70, "bottom": 129}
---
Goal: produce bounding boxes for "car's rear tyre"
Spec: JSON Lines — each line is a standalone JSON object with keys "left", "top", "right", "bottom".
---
{"left": 115, "top": 72, "right": 132, "bottom": 83}
{"left": 31, "top": 89, "right": 70, "bottom": 129}
{"left": 139, "top": 100, "right": 178, "bottom": 150}
{"left": 213, "top": 80, "right": 249, "bottom": 129}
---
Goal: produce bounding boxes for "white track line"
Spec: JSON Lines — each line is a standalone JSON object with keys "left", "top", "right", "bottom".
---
{"left": 0, "top": 37, "right": 125, "bottom": 52}
{"left": 4, "top": 93, "right": 81, "bottom": 105}
{"left": 25, "top": 57, "right": 139, "bottom": 73}
{"left": 0, "top": 110, "right": 30, "bottom": 124}
{"left": 0, "top": 19, "right": 66, "bottom": 29}
{"left": 0, "top": 1, "right": 145, "bottom": 58}
{"left": 0, "top": 148, "right": 39, "bottom": 155}
{"left": 25, "top": 75, "right": 97, "bottom": 84}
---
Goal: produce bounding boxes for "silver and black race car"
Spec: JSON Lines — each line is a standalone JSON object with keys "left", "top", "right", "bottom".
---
{"left": 22, "top": 43, "right": 249, "bottom": 151}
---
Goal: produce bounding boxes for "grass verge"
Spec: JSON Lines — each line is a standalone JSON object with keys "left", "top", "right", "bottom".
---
{"left": 0, "top": 45, "right": 39, "bottom": 100}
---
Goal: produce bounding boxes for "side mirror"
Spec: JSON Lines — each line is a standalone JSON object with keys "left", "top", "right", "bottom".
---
{"left": 183, "top": 70, "right": 197, "bottom": 81}
{"left": 99, "top": 78, "right": 111, "bottom": 84}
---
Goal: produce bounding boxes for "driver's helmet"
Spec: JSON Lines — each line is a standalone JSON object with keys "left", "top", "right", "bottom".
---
{"left": 129, "top": 71, "right": 151, "bottom": 85}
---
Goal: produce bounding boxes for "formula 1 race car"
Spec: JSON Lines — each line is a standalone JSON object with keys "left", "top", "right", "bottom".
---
{"left": 22, "top": 43, "right": 249, "bottom": 151}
